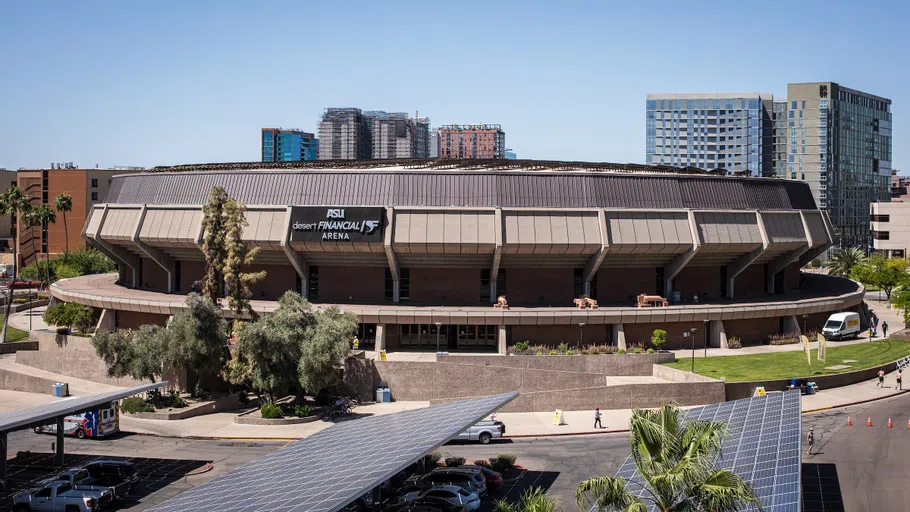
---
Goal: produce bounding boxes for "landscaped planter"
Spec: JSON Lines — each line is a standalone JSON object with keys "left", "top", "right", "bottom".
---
{"left": 233, "top": 407, "right": 321, "bottom": 426}
{"left": 725, "top": 359, "right": 904, "bottom": 400}
{"left": 124, "top": 394, "right": 254, "bottom": 421}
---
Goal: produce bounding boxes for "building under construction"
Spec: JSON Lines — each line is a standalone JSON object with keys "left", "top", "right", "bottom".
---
{"left": 320, "top": 108, "right": 430, "bottom": 160}
{"left": 438, "top": 124, "right": 506, "bottom": 159}
{"left": 318, "top": 108, "right": 366, "bottom": 160}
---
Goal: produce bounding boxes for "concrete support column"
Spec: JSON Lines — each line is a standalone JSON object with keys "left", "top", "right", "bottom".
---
{"left": 55, "top": 416, "right": 64, "bottom": 466}
{"left": 0, "top": 432, "right": 7, "bottom": 482}
{"left": 374, "top": 324, "right": 386, "bottom": 359}
{"left": 709, "top": 319, "right": 728, "bottom": 349}
{"left": 95, "top": 309, "right": 116, "bottom": 332}
{"left": 783, "top": 315, "right": 801, "bottom": 337}
{"left": 612, "top": 323, "right": 627, "bottom": 351}
{"left": 497, "top": 325, "right": 507, "bottom": 355}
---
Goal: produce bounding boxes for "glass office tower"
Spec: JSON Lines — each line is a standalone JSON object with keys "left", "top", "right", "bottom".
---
{"left": 261, "top": 128, "right": 318, "bottom": 162}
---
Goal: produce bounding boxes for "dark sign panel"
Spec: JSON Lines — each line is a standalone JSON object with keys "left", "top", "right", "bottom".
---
{"left": 289, "top": 207, "right": 384, "bottom": 242}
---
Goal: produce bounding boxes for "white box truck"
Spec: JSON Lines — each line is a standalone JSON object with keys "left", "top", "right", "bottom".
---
{"left": 822, "top": 312, "right": 861, "bottom": 341}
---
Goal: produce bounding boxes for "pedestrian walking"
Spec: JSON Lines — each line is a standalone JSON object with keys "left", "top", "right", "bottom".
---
{"left": 878, "top": 369, "right": 886, "bottom": 387}
{"left": 897, "top": 369, "right": 903, "bottom": 391}
{"left": 594, "top": 407, "right": 603, "bottom": 429}
{"left": 882, "top": 321, "right": 889, "bottom": 338}
{"left": 869, "top": 327, "right": 875, "bottom": 341}
{"left": 806, "top": 429, "right": 815, "bottom": 455}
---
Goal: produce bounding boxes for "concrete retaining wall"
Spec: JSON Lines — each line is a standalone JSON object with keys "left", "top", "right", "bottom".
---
{"left": 724, "top": 361, "right": 900, "bottom": 400}
{"left": 652, "top": 364, "right": 719, "bottom": 383}
{"left": 0, "top": 368, "right": 59, "bottom": 394}
{"left": 0, "top": 341, "right": 38, "bottom": 355}
{"left": 126, "top": 395, "right": 251, "bottom": 421}
{"left": 441, "top": 353, "right": 674, "bottom": 376}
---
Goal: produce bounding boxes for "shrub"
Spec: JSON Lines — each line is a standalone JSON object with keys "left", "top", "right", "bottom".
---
{"left": 618, "top": 349, "right": 626, "bottom": 354}
{"left": 12, "top": 298, "right": 28, "bottom": 304}
{"left": 727, "top": 336, "right": 743, "bottom": 349}
{"left": 260, "top": 403, "right": 283, "bottom": 419}
{"left": 294, "top": 404, "right": 313, "bottom": 417}
{"left": 168, "top": 391, "right": 187, "bottom": 408}
{"left": 43, "top": 302, "right": 95, "bottom": 334}
{"left": 633, "top": 348, "right": 642, "bottom": 354}
{"left": 548, "top": 350, "right": 559, "bottom": 356}
{"left": 473, "top": 459, "right": 492, "bottom": 469}
{"left": 489, "top": 453, "right": 518, "bottom": 472}
{"left": 565, "top": 350, "right": 575, "bottom": 355}
{"left": 120, "top": 397, "right": 154, "bottom": 414}
{"left": 54, "top": 262, "right": 83, "bottom": 280}
{"left": 445, "top": 456, "right": 466, "bottom": 467}
{"left": 647, "top": 348, "right": 655, "bottom": 353}
{"left": 557, "top": 343, "right": 569, "bottom": 354}
{"left": 514, "top": 341, "right": 530, "bottom": 352}
{"left": 650, "top": 329, "right": 667, "bottom": 349}
{"left": 580, "top": 349, "right": 589, "bottom": 355}
{"left": 768, "top": 332, "right": 800, "bottom": 345}
{"left": 423, "top": 451, "right": 441, "bottom": 468}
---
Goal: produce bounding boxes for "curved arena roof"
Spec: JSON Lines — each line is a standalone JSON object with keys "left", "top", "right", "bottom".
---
{"left": 107, "top": 161, "right": 816, "bottom": 211}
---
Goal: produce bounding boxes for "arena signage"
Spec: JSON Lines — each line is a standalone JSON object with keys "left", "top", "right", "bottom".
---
{"left": 289, "top": 207, "right": 384, "bottom": 242}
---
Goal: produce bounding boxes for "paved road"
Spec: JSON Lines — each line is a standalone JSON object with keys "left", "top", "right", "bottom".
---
{"left": 802, "top": 393, "right": 910, "bottom": 511}
{"left": 4, "top": 430, "right": 286, "bottom": 510}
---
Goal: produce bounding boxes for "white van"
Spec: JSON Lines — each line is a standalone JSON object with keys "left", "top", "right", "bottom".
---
{"left": 822, "top": 312, "right": 861, "bottom": 341}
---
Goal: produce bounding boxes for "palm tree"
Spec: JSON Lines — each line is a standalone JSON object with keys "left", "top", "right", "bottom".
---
{"left": 0, "top": 186, "right": 32, "bottom": 342}
{"left": 495, "top": 487, "right": 559, "bottom": 512}
{"left": 33, "top": 204, "right": 56, "bottom": 286}
{"left": 576, "top": 404, "right": 761, "bottom": 512}
{"left": 827, "top": 247, "right": 866, "bottom": 277}
{"left": 53, "top": 193, "right": 72, "bottom": 260}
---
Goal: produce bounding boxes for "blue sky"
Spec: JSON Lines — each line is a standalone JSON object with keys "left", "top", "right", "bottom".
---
{"left": 1, "top": 0, "right": 906, "bottom": 171}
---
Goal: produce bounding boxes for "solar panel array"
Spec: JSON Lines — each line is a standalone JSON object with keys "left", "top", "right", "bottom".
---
{"left": 615, "top": 390, "right": 801, "bottom": 512}
{"left": 0, "top": 382, "right": 167, "bottom": 434}
{"left": 149, "top": 392, "right": 518, "bottom": 512}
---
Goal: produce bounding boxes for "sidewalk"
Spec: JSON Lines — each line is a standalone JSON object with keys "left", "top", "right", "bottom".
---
{"left": 8, "top": 305, "right": 51, "bottom": 332}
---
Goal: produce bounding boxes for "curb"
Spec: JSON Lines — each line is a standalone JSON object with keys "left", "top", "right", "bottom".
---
{"left": 802, "top": 389, "right": 910, "bottom": 414}
{"left": 506, "top": 427, "right": 629, "bottom": 439}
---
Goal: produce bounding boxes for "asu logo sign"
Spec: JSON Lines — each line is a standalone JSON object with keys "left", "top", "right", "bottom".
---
{"left": 290, "top": 207, "right": 384, "bottom": 242}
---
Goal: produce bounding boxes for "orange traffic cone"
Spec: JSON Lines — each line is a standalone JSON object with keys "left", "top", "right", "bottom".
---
{"left": 867, "top": 417, "right": 873, "bottom": 427}
{"left": 847, "top": 416, "right": 853, "bottom": 426}
{"left": 888, "top": 418, "right": 894, "bottom": 428}
{"left": 907, "top": 418, "right": 910, "bottom": 429}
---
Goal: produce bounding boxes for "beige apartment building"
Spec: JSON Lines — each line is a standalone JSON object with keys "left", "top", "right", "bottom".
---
{"left": 871, "top": 201, "right": 910, "bottom": 258}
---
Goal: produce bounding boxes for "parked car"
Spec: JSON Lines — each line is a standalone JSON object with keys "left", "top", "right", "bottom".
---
{"left": 397, "top": 485, "right": 480, "bottom": 512}
{"left": 50, "top": 469, "right": 118, "bottom": 501}
{"left": 82, "top": 460, "right": 139, "bottom": 498}
{"left": 456, "top": 420, "right": 505, "bottom": 444}
{"left": 12, "top": 480, "right": 109, "bottom": 511}
{"left": 458, "top": 465, "right": 503, "bottom": 490}
{"left": 407, "top": 469, "right": 487, "bottom": 496}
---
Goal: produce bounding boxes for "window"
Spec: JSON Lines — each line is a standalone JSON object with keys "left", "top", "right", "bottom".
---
{"left": 871, "top": 214, "right": 890, "bottom": 222}
{"left": 873, "top": 231, "right": 890, "bottom": 240}
{"left": 91, "top": 191, "right": 98, "bottom": 201}
{"left": 91, "top": 178, "right": 98, "bottom": 187}
{"left": 35, "top": 488, "right": 52, "bottom": 498}
{"left": 308, "top": 266, "right": 319, "bottom": 301}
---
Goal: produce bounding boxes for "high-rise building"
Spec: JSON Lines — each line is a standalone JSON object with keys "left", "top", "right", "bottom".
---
{"left": 438, "top": 124, "right": 506, "bottom": 159}
{"left": 261, "top": 128, "right": 318, "bottom": 162}
{"left": 505, "top": 150, "right": 517, "bottom": 160}
{"left": 412, "top": 117, "right": 430, "bottom": 159}
{"left": 318, "top": 108, "right": 367, "bottom": 160}
{"left": 784, "top": 82, "right": 891, "bottom": 249}
{"left": 771, "top": 101, "right": 789, "bottom": 178}
{"left": 429, "top": 129, "right": 439, "bottom": 158}
{"left": 364, "top": 112, "right": 431, "bottom": 159}
{"left": 645, "top": 93, "right": 774, "bottom": 177}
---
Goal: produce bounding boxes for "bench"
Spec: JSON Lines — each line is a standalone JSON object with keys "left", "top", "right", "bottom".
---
{"left": 636, "top": 294, "right": 668, "bottom": 308}
{"left": 898, "top": 356, "right": 910, "bottom": 370}
{"left": 493, "top": 295, "right": 510, "bottom": 310}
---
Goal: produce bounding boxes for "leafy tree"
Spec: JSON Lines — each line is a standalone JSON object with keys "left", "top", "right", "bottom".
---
{"left": 42, "top": 302, "right": 95, "bottom": 334}
{"left": 223, "top": 199, "right": 266, "bottom": 321}
{"left": 18, "top": 248, "right": 114, "bottom": 283}
{"left": 0, "top": 186, "right": 33, "bottom": 342}
{"left": 299, "top": 304, "right": 358, "bottom": 394}
{"left": 229, "top": 291, "right": 313, "bottom": 402}
{"left": 201, "top": 186, "right": 229, "bottom": 303}
{"left": 890, "top": 286, "right": 910, "bottom": 326}
{"left": 53, "top": 193, "right": 73, "bottom": 258}
{"left": 827, "top": 247, "right": 866, "bottom": 277}
{"left": 65, "top": 247, "right": 116, "bottom": 275}
{"left": 650, "top": 329, "right": 667, "bottom": 350}
{"left": 495, "top": 488, "right": 559, "bottom": 512}
{"left": 93, "top": 325, "right": 167, "bottom": 383}
{"left": 21, "top": 205, "right": 41, "bottom": 275}
{"left": 32, "top": 204, "right": 56, "bottom": 285}
{"left": 850, "top": 255, "right": 910, "bottom": 300}
{"left": 165, "top": 293, "right": 228, "bottom": 388}
{"left": 576, "top": 403, "right": 760, "bottom": 512}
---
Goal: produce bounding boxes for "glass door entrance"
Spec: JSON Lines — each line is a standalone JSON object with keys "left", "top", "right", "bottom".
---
{"left": 399, "top": 324, "right": 498, "bottom": 351}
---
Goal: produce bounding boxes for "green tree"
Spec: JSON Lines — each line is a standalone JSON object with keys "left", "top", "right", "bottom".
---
{"left": 53, "top": 193, "right": 73, "bottom": 259}
{"left": 165, "top": 293, "right": 228, "bottom": 388}
{"left": 650, "top": 329, "right": 667, "bottom": 350}
{"left": 850, "top": 255, "right": 910, "bottom": 300}
{"left": 32, "top": 204, "right": 56, "bottom": 285}
{"left": 827, "top": 247, "right": 866, "bottom": 277}
{"left": 201, "top": 186, "right": 229, "bottom": 303}
{"left": 229, "top": 291, "right": 313, "bottom": 402}
{"left": 93, "top": 325, "right": 167, "bottom": 383}
{"left": 299, "top": 304, "right": 358, "bottom": 394}
{"left": 495, "top": 488, "right": 559, "bottom": 512}
{"left": 223, "top": 199, "right": 266, "bottom": 321}
{"left": 42, "top": 302, "right": 95, "bottom": 334}
{"left": 21, "top": 205, "right": 41, "bottom": 279}
{"left": 576, "top": 404, "right": 761, "bottom": 512}
{"left": 0, "top": 186, "right": 33, "bottom": 341}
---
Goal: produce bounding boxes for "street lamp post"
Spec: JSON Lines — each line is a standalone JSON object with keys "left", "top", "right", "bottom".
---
{"left": 802, "top": 314, "right": 809, "bottom": 336}
{"left": 686, "top": 327, "right": 698, "bottom": 372}
{"left": 434, "top": 321, "right": 442, "bottom": 355}
{"left": 703, "top": 319, "right": 709, "bottom": 357}
{"left": 579, "top": 322, "right": 585, "bottom": 347}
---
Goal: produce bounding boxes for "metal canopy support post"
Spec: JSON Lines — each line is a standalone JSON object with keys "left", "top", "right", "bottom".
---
{"left": 383, "top": 207, "right": 400, "bottom": 303}
{"left": 767, "top": 211, "right": 814, "bottom": 294}
{"left": 583, "top": 209, "right": 608, "bottom": 296}
{"left": 55, "top": 416, "right": 64, "bottom": 466}
{"left": 663, "top": 210, "right": 701, "bottom": 297}
{"left": 725, "top": 211, "right": 769, "bottom": 299}
{"left": 282, "top": 206, "right": 309, "bottom": 299}
{"left": 490, "top": 208, "right": 503, "bottom": 303}
{"left": 0, "top": 431, "right": 6, "bottom": 483}
{"left": 132, "top": 205, "right": 177, "bottom": 293}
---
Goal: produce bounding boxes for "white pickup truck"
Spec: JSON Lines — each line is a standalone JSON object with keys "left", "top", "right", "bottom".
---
{"left": 12, "top": 480, "right": 107, "bottom": 511}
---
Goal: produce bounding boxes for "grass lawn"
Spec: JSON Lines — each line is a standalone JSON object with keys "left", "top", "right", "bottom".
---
{"left": 664, "top": 338, "right": 910, "bottom": 382}
{"left": 1, "top": 318, "right": 29, "bottom": 343}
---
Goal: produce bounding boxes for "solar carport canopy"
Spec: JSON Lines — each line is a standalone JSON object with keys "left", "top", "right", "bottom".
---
{"left": 0, "top": 382, "right": 167, "bottom": 433}
{"left": 149, "top": 392, "right": 519, "bottom": 512}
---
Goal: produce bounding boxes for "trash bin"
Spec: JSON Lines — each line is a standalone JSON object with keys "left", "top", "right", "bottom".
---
{"left": 376, "top": 387, "right": 384, "bottom": 403}
{"left": 52, "top": 383, "right": 69, "bottom": 397}
{"left": 382, "top": 388, "right": 391, "bottom": 403}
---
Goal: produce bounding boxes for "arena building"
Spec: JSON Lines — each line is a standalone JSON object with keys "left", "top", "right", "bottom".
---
{"left": 51, "top": 160, "right": 863, "bottom": 353}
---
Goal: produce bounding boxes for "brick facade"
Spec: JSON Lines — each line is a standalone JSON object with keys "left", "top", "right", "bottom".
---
{"left": 116, "top": 310, "right": 169, "bottom": 329}
{"left": 247, "top": 264, "right": 300, "bottom": 301}
{"left": 735, "top": 264, "right": 766, "bottom": 297}
{"left": 596, "top": 267, "right": 658, "bottom": 304}
{"left": 623, "top": 321, "right": 708, "bottom": 350}
{"left": 505, "top": 268, "right": 574, "bottom": 306}
{"left": 674, "top": 266, "right": 722, "bottom": 299}
{"left": 510, "top": 324, "right": 607, "bottom": 346}
{"left": 316, "top": 266, "right": 385, "bottom": 303}
{"left": 410, "top": 268, "right": 481, "bottom": 304}
{"left": 724, "top": 318, "right": 781, "bottom": 345}
{"left": 139, "top": 257, "right": 170, "bottom": 292}
{"left": 178, "top": 260, "right": 206, "bottom": 293}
